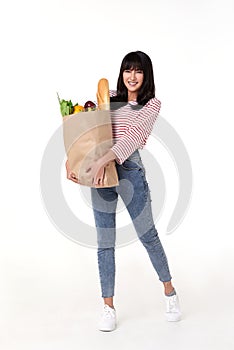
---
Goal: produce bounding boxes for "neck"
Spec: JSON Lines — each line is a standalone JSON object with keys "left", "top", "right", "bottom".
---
{"left": 128, "top": 92, "right": 137, "bottom": 102}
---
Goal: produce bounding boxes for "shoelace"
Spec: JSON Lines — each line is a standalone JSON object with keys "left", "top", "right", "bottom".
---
{"left": 167, "top": 296, "right": 178, "bottom": 312}
{"left": 103, "top": 306, "right": 115, "bottom": 318}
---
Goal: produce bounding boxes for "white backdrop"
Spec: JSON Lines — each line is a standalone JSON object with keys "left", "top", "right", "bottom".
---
{"left": 0, "top": 1, "right": 234, "bottom": 349}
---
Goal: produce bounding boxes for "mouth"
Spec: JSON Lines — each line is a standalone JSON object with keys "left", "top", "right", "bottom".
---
{"left": 128, "top": 81, "right": 138, "bottom": 86}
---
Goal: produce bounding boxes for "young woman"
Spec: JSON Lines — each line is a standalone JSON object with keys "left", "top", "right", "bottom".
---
{"left": 66, "top": 51, "right": 181, "bottom": 331}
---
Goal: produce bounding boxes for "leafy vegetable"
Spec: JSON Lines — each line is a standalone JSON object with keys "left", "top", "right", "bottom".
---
{"left": 57, "top": 92, "right": 77, "bottom": 117}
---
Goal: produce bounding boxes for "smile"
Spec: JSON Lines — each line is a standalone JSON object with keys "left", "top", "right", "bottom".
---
{"left": 128, "top": 81, "right": 138, "bottom": 86}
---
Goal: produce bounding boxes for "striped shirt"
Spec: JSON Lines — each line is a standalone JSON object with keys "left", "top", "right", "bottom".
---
{"left": 109, "top": 90, "right": 161, "bottom": 164}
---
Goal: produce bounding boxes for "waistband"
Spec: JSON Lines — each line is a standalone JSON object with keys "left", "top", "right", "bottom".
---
{"left": 127, "top": 149, "right": 141, "bottom": 162}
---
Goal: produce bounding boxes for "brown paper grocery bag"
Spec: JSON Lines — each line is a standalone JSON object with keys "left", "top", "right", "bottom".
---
{"left": 63, "top": 110, "right": 119, "bottom": 188}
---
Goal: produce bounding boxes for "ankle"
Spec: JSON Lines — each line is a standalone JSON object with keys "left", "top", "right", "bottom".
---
{"left": 165, "top": 288, "right": 176, "bottom": 297}
{"left": 163, "top": 281, "right": 175, "bottom": 295}
{"left": 103, "top": 297, "right": 114, "bottom": 309}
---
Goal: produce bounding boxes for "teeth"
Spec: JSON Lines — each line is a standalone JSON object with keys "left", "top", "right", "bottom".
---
{"left": 128, "top": 82, "right": 137, "bottom": 85}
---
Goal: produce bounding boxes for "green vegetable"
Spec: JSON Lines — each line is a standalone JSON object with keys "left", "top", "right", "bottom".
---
{"left": 57, "top": 92, "right": 77, "bottom": 117}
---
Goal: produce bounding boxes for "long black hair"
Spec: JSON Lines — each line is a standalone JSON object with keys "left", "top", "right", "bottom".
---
{"left": 110, "top": 51, "right": 155, "bottom": 108}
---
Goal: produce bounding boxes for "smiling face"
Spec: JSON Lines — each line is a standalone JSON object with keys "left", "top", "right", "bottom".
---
{"left": 123, "top": 68, "right": 144, "bottom": 101}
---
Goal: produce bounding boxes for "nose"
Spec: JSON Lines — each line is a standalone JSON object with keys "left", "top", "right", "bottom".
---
{"left": 130, "top": 70, "right": 136, "bottom": 80}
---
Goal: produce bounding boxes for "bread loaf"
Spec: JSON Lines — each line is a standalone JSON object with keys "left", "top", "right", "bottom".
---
{"left": 97, "top": 78, "right": 110, "bottom": 110}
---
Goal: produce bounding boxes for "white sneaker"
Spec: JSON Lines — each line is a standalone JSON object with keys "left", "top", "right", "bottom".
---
{"left": 98, "top": 304, "right": 117, "bottom": 332}
{"left": 165, "top": 294, "right": 182, "bottom": 322}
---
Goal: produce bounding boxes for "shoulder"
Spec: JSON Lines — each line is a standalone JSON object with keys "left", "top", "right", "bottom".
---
{"left": 144, "top": 97, "right": 161, "bottom": 113}
{"left": 109, "top": 90, "right": 117, "bottom": 97}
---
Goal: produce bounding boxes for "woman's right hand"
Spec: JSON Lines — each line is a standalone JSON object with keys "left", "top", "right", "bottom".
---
{"left": 66, "top": 160, "right": 80, "bottom": 184}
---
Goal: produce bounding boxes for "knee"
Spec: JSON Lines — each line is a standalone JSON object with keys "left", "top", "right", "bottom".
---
{"left": 96, "top": 227, "right": 116, "bottom": 249}
{"left": 139, "top": 227, "right": 159, "bottom": 247}
{"left": 98, "top": 247, "right": 115, "bottom": 253}
{"left": 97, "top": 247, "right": 115, "bottom": 260}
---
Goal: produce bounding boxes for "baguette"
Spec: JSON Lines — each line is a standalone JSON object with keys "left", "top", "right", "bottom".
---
{"left": 96, "top": 78, "right": 110, "bottom": 110}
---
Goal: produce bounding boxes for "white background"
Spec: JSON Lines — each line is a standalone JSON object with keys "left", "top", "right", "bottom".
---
{"left": 0, "top": 0, "right": 234, "bottom": 349}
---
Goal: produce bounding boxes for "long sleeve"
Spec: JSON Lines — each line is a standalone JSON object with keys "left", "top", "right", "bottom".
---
{"left": 111, "top": 98, "right": 161, "bottom": 164}
{"left": 109, "top": 90, "right": 117, "bottom": 97}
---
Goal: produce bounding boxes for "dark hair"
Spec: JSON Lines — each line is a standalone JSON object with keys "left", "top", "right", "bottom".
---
{"left": 110, "top": 51, "right": 155, "bottom": 108}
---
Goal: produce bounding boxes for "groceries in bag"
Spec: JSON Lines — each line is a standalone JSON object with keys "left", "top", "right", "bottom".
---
{"left": 60, "top": 79, "right": 119, "bottom": 188}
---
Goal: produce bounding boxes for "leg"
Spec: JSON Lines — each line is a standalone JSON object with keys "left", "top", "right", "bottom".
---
{"left": 117, "top": 158, "right": 172, "bottom": 286}
{"left": 91, "top": 187, "right": 118, "bottom": 331}
{"left": 163, "top": 281, "right": 175, "bottom": 295}
{"left": 103, "top": 297, "right": 114, "bottom": 309}
{"left": 91, "top": 187, "right": 118, "bottom": 303}
{"left": 117, "top": 154, "right": 181, "bottom": 321}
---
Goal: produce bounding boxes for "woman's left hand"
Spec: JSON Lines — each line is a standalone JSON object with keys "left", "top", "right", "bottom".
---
{"left": 86, "top": 159, "right": 105, "bottom": 186}
{"left": 86, "top": 150, "right": 116, "bottom": 186}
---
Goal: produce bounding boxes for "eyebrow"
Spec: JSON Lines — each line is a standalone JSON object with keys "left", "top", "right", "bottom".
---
{"left": 125, "top": 67, "right": 143, "bottom": 71}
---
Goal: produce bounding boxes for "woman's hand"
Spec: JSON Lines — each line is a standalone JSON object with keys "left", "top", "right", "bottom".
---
{"left": 86, "top": 150, "right": 116, "bottom": 186}
{"left": 65, "top": 160, "right": 80, "bottom": 184}
{"left": 86, "top": 159, "right": 106, "bottom": 186}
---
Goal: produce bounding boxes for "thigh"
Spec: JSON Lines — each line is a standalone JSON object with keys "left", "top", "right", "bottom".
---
{"left": 91, "top": 186, "right": 118, "bottom": 220}
{"left": 91, "top": 187, "right": 118, "bottom": 248}
{"left": 116, "top": 156, "right": 155, "bottom": 238}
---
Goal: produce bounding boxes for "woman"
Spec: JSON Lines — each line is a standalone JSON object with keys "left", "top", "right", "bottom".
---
{"left": 66, "top": 51, "right": 181, "bottom": 331}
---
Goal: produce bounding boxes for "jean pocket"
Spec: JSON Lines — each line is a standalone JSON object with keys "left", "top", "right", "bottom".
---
{"left": 121, "top": 159, "right": 142, "bottom": 171}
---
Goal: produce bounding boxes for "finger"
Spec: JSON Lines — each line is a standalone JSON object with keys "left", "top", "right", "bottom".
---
{"left": 69, "top": 177, "right": 78, "bottom": 183}
{"left": 68, "top": 174, "right": 76, "bottom": 180}
{"left": 98, "top": 172, "right": 105, "bottom": 186}
{"left": 95, "top": 178, "right": 102, "bottom": 186}
{"left": 97, "top": 177, "right": 102, "bottom": 186}
{"left": 68, "top": 173, "right": 79, "bottom": 183}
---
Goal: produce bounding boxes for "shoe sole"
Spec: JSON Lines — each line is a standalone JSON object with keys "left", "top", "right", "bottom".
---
{"left": 99, "top": 325, "right": 116, "bottom": 332}
{"left": 166, "top": 314, "right": 182, "bottom": 322}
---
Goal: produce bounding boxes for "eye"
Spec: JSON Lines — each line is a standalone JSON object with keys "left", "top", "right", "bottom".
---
{"left": 124, "top": 69, "right": 131, "bottom": 73}
{"left": 136, "top": 70, "right": 143, "bottom": 74}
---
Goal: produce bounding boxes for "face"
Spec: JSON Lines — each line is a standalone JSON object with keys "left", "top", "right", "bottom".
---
{"left": 123, "top": 68, "right": 144, "bottom": 99}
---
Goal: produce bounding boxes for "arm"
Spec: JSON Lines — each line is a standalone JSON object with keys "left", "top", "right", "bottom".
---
{"left": 86, "top": 149, "right": 117, "bottom": 186}
{"left": 109, "top": 89, "right": 117, "bottom": 97}
{"left": 66, "top": 159, "right": 80, "bottom": 184}
{"left": 111, "top": 98, "right": 161, "bottom": 164}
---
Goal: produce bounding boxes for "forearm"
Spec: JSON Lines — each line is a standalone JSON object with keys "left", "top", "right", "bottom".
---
{"left": 98, "top": 149, "right": 117, "bottom": 168}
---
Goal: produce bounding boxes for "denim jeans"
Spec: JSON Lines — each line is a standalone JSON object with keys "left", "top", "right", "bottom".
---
{"left": 91, "top": 150, "right": 172, "bottom": 298}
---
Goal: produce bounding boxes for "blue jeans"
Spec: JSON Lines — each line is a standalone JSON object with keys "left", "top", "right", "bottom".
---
{"left": 91, "top": 150, "right": 172, "bottom": 298}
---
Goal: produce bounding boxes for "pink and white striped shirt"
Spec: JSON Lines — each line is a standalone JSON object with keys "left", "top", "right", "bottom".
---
{"left": 109, "top": 90, "right": 161, "bottom": 164}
